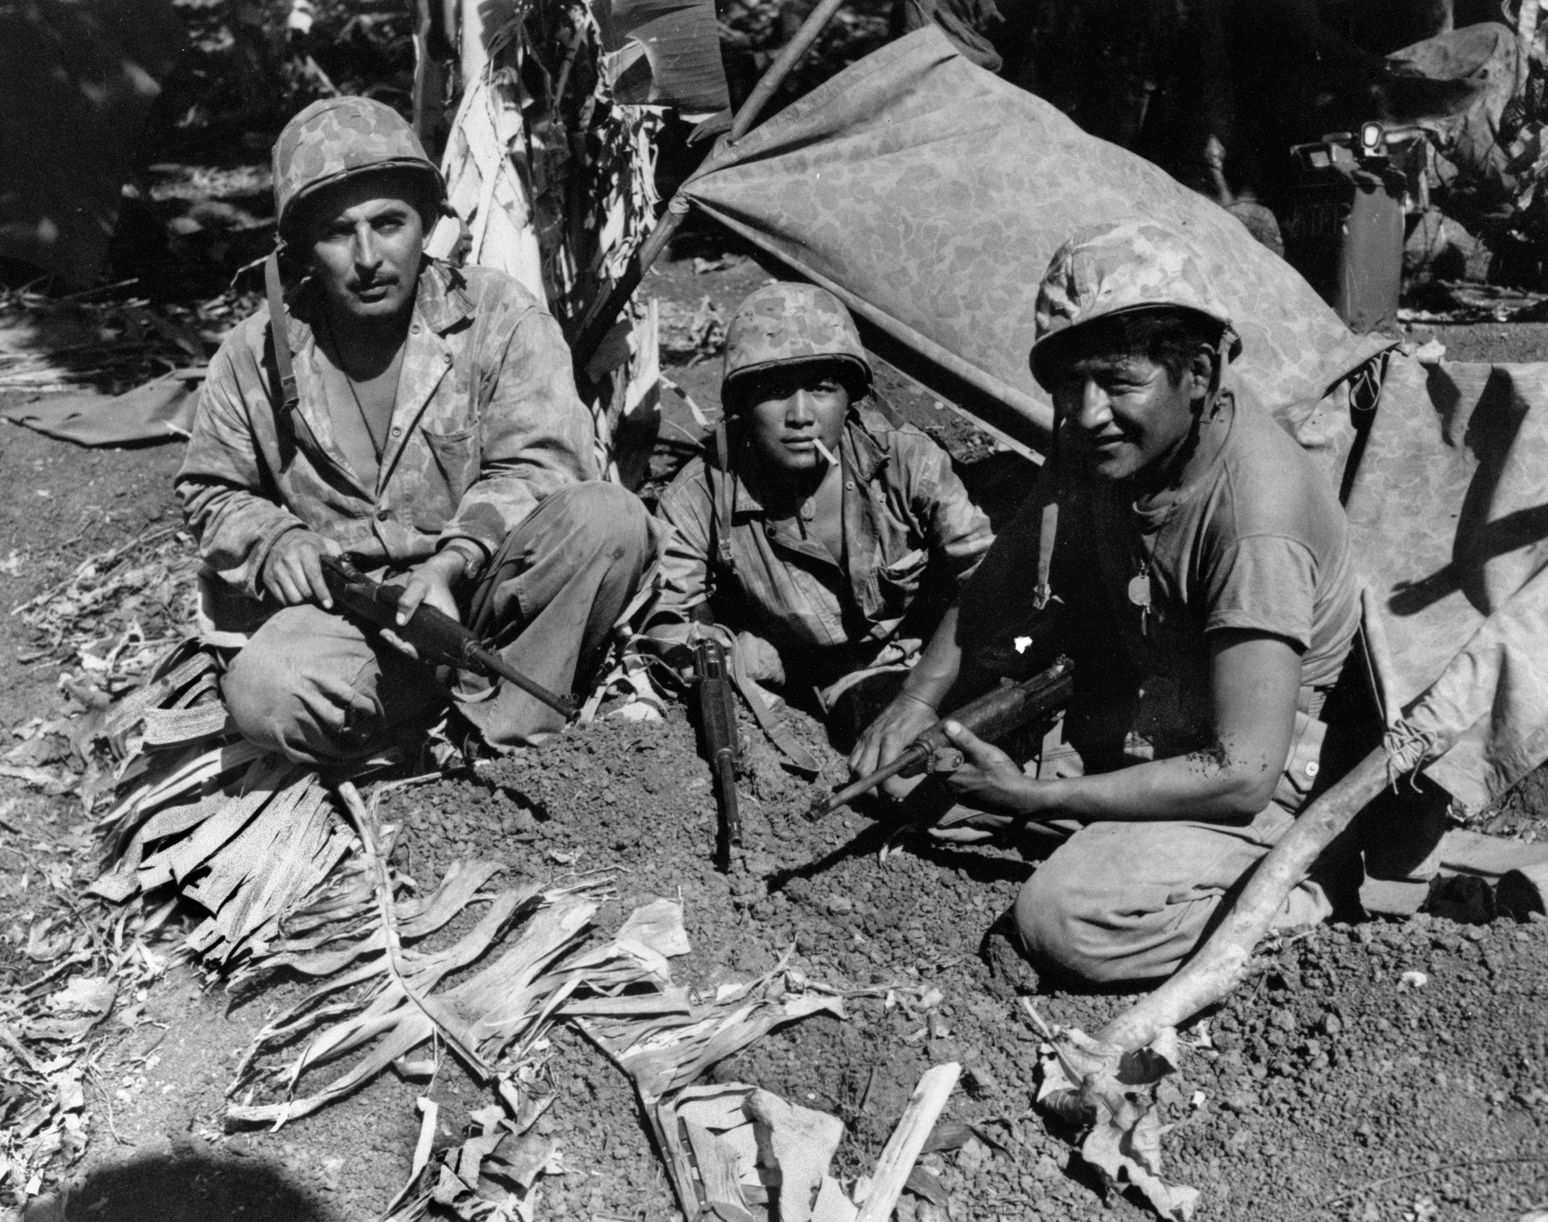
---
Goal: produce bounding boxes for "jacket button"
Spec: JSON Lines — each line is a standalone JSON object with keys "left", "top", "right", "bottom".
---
{"left": 390, "top": 426, "right": 402, "bottom": 437}
{"left": 411, "top": 323, "right": 422, "bottom": 334}
{"left": 376, "top": 509, "right": 390, "bottom": 521}
{"left": 1304, "top": 760, "right": 1320, "bottom": 778}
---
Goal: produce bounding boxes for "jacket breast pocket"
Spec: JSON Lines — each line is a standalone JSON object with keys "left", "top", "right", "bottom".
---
{"left": 872, "top": 547, "right": 929, "bottom": 613}
{"left": 415, "top": 425, "right": 480, "bottom": 523}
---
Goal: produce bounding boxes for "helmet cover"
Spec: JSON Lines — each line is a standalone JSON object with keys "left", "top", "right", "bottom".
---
{"left": 721, "top": 282, "right": 872, "bottom": 405}
{"left": 1029, "top": 221, "right": 1241, "bottom": 388}
{"left": 272, "top": 96, "right": 445, "bottom": 242}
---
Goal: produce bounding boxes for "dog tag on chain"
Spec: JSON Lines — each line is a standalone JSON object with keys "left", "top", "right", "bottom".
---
{"left": 1128, "top": 563, "right": 1153, "bottom": 635}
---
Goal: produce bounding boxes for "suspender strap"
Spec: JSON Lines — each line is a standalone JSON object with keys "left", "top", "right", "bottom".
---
{"left": 263, "top": 250, "right": 328, "bottom": 470}
{"left": 263, "top": 251, "right": 300, "bottom": 471}
{"left": 867, "top": 389, "right": 904, "bottom": 428}
{"left": 706, "top": 421, "right": 737, "bottom": 595}
{"left": 264, "top": 252, "right": 300, "bottom": 417}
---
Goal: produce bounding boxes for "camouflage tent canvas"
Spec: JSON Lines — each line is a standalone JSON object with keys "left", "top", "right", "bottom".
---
{"left": 1344, "top": 353, "right": 1548, "bottom": 813}
{"left": 681, "top": 28, "right": 1391, "bottom": 452}
{"left": 681, "top": 27, "right": 1548, "bottom": 811}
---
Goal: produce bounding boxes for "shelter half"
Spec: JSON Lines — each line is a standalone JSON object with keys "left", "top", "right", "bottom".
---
{"left": 679, "top": 27, "right": 1548, "bottom": 815}
{"left": 680, "top": 28, "right": 1390, "bottom": 457}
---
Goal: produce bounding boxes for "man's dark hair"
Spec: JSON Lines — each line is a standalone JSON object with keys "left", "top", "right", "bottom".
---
{"left": 1038, "top": 307, "right": 1225, "bottom": 387}
{"left": 722, "top": 356, "right": 868, "bottom": 415}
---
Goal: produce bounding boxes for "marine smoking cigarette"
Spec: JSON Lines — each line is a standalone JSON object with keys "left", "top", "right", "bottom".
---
{"left": 814, "top": 438, "right": 838, "bottom": 466}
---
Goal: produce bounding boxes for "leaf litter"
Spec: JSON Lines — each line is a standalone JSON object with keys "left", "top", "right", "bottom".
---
{"left": 24, "top": 627, "right": 878, "bottom": 1219}
{"left": 1, "top": 521, "right": 206, "bottom": 1209}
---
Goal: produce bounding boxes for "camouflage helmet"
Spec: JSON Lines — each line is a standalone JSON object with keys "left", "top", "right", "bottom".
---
{"left": 722, "top": 282, "right": 872, "bottom": 406}
{"left": 272, "top": 97, "right": 445, "bottom": 242}
{"left": 1029, "top": 221, "right": 1241, "bottom": 389}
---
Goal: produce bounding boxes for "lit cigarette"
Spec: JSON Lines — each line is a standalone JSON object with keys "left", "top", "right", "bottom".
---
{"left": 814, "top": 438, "right": 838, "bottom": 466}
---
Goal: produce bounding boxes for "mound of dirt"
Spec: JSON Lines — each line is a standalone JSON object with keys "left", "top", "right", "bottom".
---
{"left": 359, "top": 699, "right": 1548, "bottom": 1221}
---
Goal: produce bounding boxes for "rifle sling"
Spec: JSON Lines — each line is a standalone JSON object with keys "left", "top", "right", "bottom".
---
{"left": 263, "top": 250, "right": 326, "bottom": 470}
{"left": 725, "top": 640, "right": 820, "bottom": 776}
{"left": 707, "top": 421, "right": 737, "bottom": 585}
{"left": 703, "top": 422, "right": 819, "bottom": 775}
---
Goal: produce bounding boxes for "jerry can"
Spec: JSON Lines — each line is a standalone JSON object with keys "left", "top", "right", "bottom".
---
{"left": 1282, "top": 123, "right": 1427, "bottom": 332}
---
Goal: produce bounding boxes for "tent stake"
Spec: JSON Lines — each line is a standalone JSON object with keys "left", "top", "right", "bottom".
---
{"left": 572, "top": 0, "right": 849, "bottom": 370}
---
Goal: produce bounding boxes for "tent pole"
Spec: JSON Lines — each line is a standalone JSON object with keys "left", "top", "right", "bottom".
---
{"left": 572, "top": 0, "right": 849, "bottom": 370}
{"left": 727, "top": 0, "right": 849, "bottom": 144}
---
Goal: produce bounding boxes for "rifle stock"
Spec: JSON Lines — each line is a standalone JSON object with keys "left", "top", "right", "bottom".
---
{"left": 814, "top": 655, "right": 1076, "bottom": 818}
{"left": 319, "top": 555, "right": 577, "bottom": 718}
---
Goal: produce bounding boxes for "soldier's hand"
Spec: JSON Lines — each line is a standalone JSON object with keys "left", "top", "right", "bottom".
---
{"left": 938, "top": 720, "right": 1039, "bottom": 814}
{"left": 380, "top": 551, "right": 463, "bottom": 660}
{"left": 734, "top": 631, "right": 785, "bottom": 685}
{"left": 848, "top": 690, "right": 939, "bottom": 799}
{"left": 262, "top": 529, "right": 342, "bottom": 608}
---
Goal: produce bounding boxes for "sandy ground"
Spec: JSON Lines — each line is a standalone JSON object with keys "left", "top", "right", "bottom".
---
{"left": 2, "top": 249, "right": 1547, "bottom": 1222}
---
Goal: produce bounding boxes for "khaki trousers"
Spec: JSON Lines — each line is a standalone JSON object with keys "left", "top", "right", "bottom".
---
{"left": 1009, "top": 711, "right": 1337, "bottom": 985}
{"left": 222, "top": 483, "right": 653, "bottom": 763}
{"left": 1013, "top": 804, "right": 1334, "bottom": 986}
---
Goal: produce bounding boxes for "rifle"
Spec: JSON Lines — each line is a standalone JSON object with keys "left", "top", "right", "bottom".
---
{"left": 319, "top": 555, "right": 577, "bottom": 719}
{"left": 812, "top": 655, "right": 1076, "bottom": 818}
{"left": 691, "top": 631, "right": 743, "bottom": 871}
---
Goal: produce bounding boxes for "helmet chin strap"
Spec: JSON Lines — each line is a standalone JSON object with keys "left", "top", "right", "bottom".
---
{"left": 1032, "top": 324, "right": 1234, "bottom": 612}
{"left": 1204, "top": 328, "right": 1235, "bottom": 412}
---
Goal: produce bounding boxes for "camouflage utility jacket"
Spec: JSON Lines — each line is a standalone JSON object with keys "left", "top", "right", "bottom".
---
{"left": 176, "top": 260, "right": 595, "bottom": 601}
{"left": 652, "top": 404, "right": 993, "bottom": 669}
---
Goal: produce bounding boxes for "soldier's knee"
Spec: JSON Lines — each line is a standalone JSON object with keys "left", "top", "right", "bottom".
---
{"left": 1013, "top": 861, "right": 1147, "bottom": 987}
{"left": 222, "top": 640, "right": 308, "bottom": 753}
{"left": 1013, "top": 865, "right": 1084, "bottom": 977}
{"left": 219, "top": 607, "right": 380, "bottom": 762}
{"left": 554, "top": 482, "right": 651, "bottom": 559}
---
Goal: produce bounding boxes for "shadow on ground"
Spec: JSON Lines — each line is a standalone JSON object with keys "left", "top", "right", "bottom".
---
{"left": 26, "top": 1151, "right": 333, "bottom": 1222}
